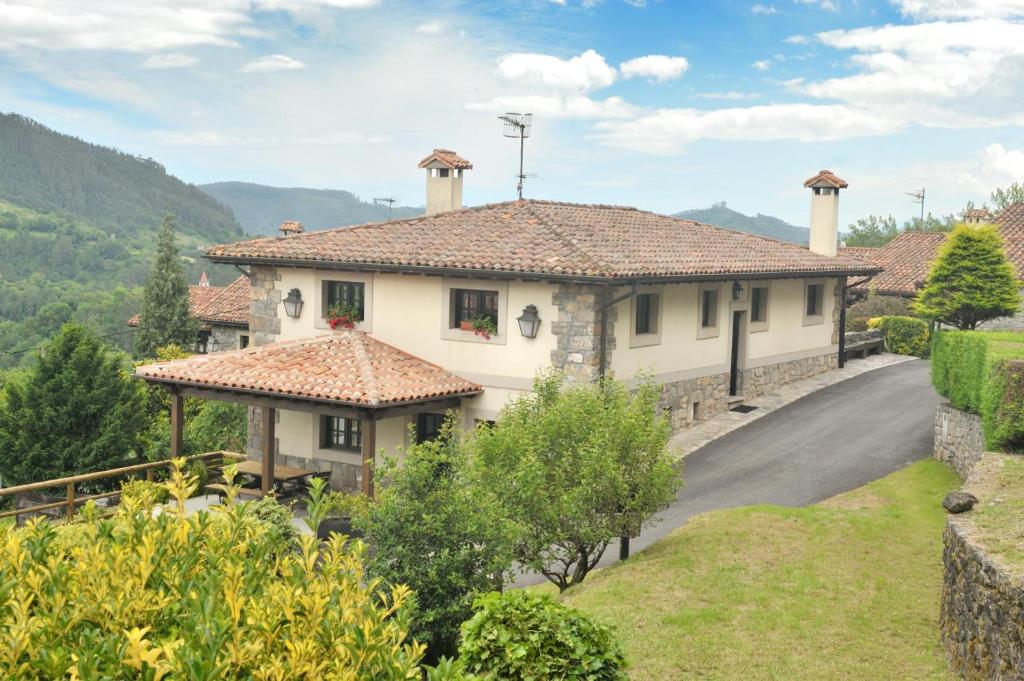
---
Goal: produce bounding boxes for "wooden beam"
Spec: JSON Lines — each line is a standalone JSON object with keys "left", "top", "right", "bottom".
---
{"left": 169, "top": 393, "right": 184, "bottom": 458}
{"left": 261, "top": 407, "right": 275, "bottom": 495}
{"left": 361, "top": 418, "right": 377, "bottom": 498}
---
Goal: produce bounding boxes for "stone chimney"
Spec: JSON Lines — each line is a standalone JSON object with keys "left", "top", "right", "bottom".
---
{"left": 803, "top": 170, "right": 848, "bottom": 257}
{"left": 417, "top": 148, "right": 473, "bottom": 215}
{"left": 279, "top": 220, "right": 304, "bottom": 236}
{"left": 963, "top": 208, "right": 992, "bottom": 225}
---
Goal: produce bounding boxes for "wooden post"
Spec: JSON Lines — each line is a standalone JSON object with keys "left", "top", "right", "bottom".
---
{"left": 169, "top": 392, "right": 184, "bottom": 458}
{"left": 361, "top": 417, "right": 376, "bottom": 498}
{"left": 66, "top": 482, "right": 75, "bottom": 520}
{"left": 261, "top": 407, "right": 275, "bottom": 496}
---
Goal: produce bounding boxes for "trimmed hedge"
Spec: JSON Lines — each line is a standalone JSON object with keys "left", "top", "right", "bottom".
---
{"left": 932, "top": 330, "right": 1024, "bottom": 451}
{"left": 867, "top": 316, "right": 930, "bottom": 357}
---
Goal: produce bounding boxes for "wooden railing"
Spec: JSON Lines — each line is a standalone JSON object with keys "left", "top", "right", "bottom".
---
{"left": 0, "top": 451, "right": 245, "bottom": 523}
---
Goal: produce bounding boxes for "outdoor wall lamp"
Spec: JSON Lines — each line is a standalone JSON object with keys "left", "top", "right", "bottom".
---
{"left": 209, "top": 337, "right": 221, "bottom": 353}
{"left": 732, "top": 280, "right": 743, "bottom": 301}
{"left": 516, "top": 304, "right": 541, "bottom": 338}
{"left": 283, "top": 288, "right": 304, "bottom": 318}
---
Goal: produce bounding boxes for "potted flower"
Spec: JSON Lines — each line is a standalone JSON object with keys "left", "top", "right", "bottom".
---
{"left": 469, "top": 315, "right": 498, "bottom": 340}
{"left": 326, "top": 303, "right": 362, "bottom": 330}
{"left": 316, "top": 491, "right": 369, "bottom": 541}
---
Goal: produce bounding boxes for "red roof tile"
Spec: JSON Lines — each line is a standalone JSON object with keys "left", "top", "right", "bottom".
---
{"left": 207, "top": 199, "right": 876, "bottom": 281}
{"left": 418, "top": 148, "right": 473, "bottom": 170}
{"left": 134, "top": 332, "right": 481, "bottom": 407}
{"left": 803, "top": 170, "right": 849, "bottom": 189}
{"left": 837, "top": 246, "right": 878, "bottom": 262}
{"left": 127, "top": 276, "right": 249, "bottom": 328}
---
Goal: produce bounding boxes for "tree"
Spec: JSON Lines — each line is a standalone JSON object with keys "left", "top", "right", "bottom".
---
{"left": 0, "top": 323, "right": 149, "bottom": 485}
{"left": 362, "top": 418, "right": 515, "bottom": 661}
{"left": 134, "top": 215, "right": 198, "bottom": 358}
{"left": 914, "top": 225, "right": 1020, "bottom": 330}
{"left": 991, "top": 182, "right": 1024, "bottom": 212}
{"left": 472, "top": 373, "right": 678, "bottom": 592}
{"left": 843, "top": 215, "right": 899, "bottom": 247}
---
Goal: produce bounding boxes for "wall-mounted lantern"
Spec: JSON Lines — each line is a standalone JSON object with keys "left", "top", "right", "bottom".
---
{"left": 283, "top": 288, "right": 304, "bottom": 318}
{"left": 209, "top": 337, "right": 221, "bottom": 353}
{"left": 732, "top": 280, "right": 744, "bottom": 301}
{"left": 516, "top": 304, "right": 541, "bottom": 338}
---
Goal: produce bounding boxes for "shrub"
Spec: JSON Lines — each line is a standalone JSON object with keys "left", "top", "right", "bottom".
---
{"left": 984, "top": 360, "right": 1024, "bottom": 453}
{"left": 240, "top": 495, "right": 300, "bottom": 550}
{"left": 0, "top": 460, "right": 432, "bottom": 679}
{"left": 848, "top": 292, "right": 910, "bottom": 321}
{"left": 459, "top": 591, "right": 627, "bottom": 681}
{"left": 867, "top": 315, "right": 930, "bottom": 357}
{"left": 120, "top": 478, "right": 170, "bottom": 508}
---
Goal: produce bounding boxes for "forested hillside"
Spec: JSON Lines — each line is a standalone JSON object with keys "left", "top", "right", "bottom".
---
{"left": 201, "top": 181, "right": 421, "bottom": 235}
{"left": 675, "top": 202, "right": 809, "bottom": 244}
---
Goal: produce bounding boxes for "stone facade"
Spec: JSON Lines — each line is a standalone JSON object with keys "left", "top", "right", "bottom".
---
{"left": 249, "top": 264, "right": 281, "bottom": 346}
{"left": 982, "top": 288, "right": 1024, "bottom": 332}
{"left": 935, "top": 403, "right": 985, "bottom": 479}
{"left": 740, "top": 352, "right": 838, "bottom": 400}
{"left": 942, "top": 455, "right": 1024, "bottom": 680}
{"left": 279, "top": 453, "right": 361, "bottom": 493}
{"left": 550, "top": 284, "right": 616, "bottom": 384}
{"left": 832, "top": 276, "right": 846, "bottom": 346}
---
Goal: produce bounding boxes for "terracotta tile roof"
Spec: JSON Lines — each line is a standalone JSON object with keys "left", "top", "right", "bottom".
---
{"left": 207, "top": 199, "right": 876, "bottom": 281}
{"left": 964, "top": 208, "right": 992, "bottom": 220}
{"left": 418, "top": 148, "right": 473, "bottom": 170}
{"left": 134, "top": 332, "right": 482, "bottom": 407}
{"left": 279, "top": 220, "right": 305, "bottom": 235}
{"left": 127, "top": 276, "right": 249, "bottom": 328}
{"left": 803, "top": 170, "right": 849, "bottom": 189}
{"left": 837, "top": 246, "right": 878, "bottom": 261}
{"left": 996, "top": 202, "right": 1024, "bottom": 229}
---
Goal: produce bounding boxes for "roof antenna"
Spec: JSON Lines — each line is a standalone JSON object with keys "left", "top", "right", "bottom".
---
{"left": 374, "top": 196, "right": 397, "bottom": 218}
{"left": 498, "top": 113, "right": 536, "bottom": 199}
{"left": 905, "top": 188, "right": 925, "bottom": 226}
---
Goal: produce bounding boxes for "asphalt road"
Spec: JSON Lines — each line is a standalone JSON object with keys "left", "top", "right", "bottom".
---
{"left": 519, "top": 359, "right": 941, "bottom": 585}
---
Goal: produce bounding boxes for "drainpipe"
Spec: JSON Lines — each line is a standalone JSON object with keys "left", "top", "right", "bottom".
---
{"left": 838, "top": 280, "right": 847, "bottom": 368}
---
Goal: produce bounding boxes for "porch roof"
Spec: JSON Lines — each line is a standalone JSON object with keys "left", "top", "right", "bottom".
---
{"left": 133, "top": 331, "right": 482, "bottom": 409}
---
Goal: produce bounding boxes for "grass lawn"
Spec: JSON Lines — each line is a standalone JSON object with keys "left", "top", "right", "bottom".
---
{"left": 556, "top": 460, "right": 960, "bottom": 680}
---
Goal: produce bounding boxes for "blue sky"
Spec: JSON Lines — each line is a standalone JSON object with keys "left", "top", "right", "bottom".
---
{"left": 2, "top": 0, "right": 1024, "bottom": 228}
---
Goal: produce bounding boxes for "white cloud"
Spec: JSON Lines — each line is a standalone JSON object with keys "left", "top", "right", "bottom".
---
{"left": 785, "top": 34, "right": 809, "bottom": 44}
{"left": 496, "top": 49, "right": 616, "bottom": 92}
{"left": 979, "top": 143, "right": 1024, "bottom": 179}
{"left": 894, "top": 0, "right": 1024, "bottom": 19}
{"left": 695, "top": 91, "right": 761, "bottom": 100}
{"left": 751, "top": 3, "right": 779, "bottom": 13}
{"left": 753, "top": 59, "right": 771, "bottom": 70}
{"left": 141, "top": 53, "right": 199, "bottom": 69}
{"left": 466, "top": 94, "right": 634, "bottom": 119}
{"left": 414, "top": 19, "right": 445, "bottom": 34}
{"left": 795, "top": 0, "right": 839, "bottom": 10}
{"left": 241, "top": 54, "right": 306, "bottom": 72}
{"left": 619, "top": 55, "right": 689, "bottom": 82}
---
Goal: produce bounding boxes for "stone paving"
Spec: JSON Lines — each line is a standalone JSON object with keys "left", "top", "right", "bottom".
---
{"left": 668, "top": 353, "right": 915, "bottom": 461}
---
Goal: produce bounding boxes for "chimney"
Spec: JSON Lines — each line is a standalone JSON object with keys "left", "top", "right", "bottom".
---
{"left": 279, "top": 220, "right": 304, "bottom": 236}
{"left": 198, "top": 271, "right": 210, "bottom": 287}
{"left": 963, "top": 208, "right": 992, "bottom": 225}
{"left": 417, "top": 148, "right": 473, "bottom": 215}
{"left": 803, "top": 170, "right": 848, "bottom": 257}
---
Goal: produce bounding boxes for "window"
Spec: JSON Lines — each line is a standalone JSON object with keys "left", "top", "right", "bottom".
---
{"left": 239, "top": 335, "right": 250, "bottom": 349}
{"left": 321, "top": 416, "right": 361, "bottom": 451}
{"left": 325, "top": 281, "right": 365, "bottom": 319}
{"left": 701, "top": 288, "right": 719, "bottom": 328}
{"left": 452, "top": 288, "right": 498, "bottom": 328}
{"left": 416, "top": 413, "right": 446, "bottom": 443}
{"left": 806, "top": 283, "right": 824, "bottom": 317}
{"left": 635, "top": 293, "right": 659, "bottom": 335}
{"left": 750, "top": 287, "right": 768, "bottom": 324}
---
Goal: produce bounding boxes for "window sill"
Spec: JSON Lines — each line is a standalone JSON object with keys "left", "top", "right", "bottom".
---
{"left": 697, "top": 327, "right": 720, "bottom": 340}
{"left": 749, "top": 321, "right": 769, "bottom": 333}
{"left": 629, "top": 332, "right": 662, "bottom": 348}
{"left": 442, "top": 327, "right": 506, "bottom": 345}
{"left": 803, "top": 315, "right": 825, "bottom": 327}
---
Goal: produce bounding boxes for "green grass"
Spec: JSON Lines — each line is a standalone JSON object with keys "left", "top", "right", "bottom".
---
{"left": 555, "top": 460, "right": 960, "bottom": 680}
{"left": 964, "top": 455, "right": 1024, "bottom": 573}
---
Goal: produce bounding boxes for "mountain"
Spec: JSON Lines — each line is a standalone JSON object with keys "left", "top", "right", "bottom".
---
{"left": 674, "top": 202, "right": 809, "bottom": 244}
{"left": 199, "top": 182, "right": 422, "bottom": 236}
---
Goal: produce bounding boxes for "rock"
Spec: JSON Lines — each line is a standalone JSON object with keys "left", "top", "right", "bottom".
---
{"left": 943, "top": 491, "right": 979, "bottom": 514}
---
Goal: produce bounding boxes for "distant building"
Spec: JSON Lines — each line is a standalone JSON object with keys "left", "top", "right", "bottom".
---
{"left": 128, "top": 273, "right": 250, "bottom": 352}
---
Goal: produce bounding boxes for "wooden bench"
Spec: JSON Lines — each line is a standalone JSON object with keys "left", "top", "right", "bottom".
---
{"left": 845, "top": 337, "right": 884, "bottom": 360}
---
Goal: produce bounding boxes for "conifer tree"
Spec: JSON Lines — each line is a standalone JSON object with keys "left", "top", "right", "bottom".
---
{"left": 134, "top": 215, "right": 198, "bottom": 358}
{"left": 0, "top": 324, "right": 149, "bottom": 485}
{"left": 914, "top": 224, "right": 1020, "bottom": 330}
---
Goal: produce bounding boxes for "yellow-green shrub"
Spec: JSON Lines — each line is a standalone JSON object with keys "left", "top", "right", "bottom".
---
{"left": 0, "top": 461, "right": 430, "bottom": 680}
{"left": 867, "top": 315, "right": 930, "bottom": 357}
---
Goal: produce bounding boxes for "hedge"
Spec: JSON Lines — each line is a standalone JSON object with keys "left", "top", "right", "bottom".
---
{"left": 932, "top": 330, "right": 1024, "bottom": 451}
{"left": 867, "top": 316, "right": 930, "bottom": 357}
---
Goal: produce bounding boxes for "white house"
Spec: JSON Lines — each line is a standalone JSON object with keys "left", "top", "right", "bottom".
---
{"left": 135, "top": 154, "right": 876, "bottom": 494}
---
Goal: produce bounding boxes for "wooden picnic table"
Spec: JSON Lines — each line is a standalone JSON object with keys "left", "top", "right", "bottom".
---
{"left": 231, "top": 460, "right": 322, "bottom": 499}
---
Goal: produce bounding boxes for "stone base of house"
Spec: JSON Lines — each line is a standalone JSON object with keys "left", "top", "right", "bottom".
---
{"left": 660, "top": 351, "right": 838, "bottom": 431}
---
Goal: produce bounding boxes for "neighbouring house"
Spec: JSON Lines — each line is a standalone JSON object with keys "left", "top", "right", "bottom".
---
{"left": 128, "top": 273, "right": 251, "bottom": 352}
{"left": 841, "top": 203, "right": 1024, "bottom": 329}
{"left": 134, "top": 158, "right": 876, "bottom": 494}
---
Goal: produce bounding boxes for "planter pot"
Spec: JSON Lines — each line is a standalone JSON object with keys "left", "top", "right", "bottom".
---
{"left": 459, "top": 320, "right": 474, "bottom": 331}
{"left": 317, "top": 517, "right": 364, "bottom": 541}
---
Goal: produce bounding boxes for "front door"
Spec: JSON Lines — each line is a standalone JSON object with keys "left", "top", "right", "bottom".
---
{"left": 729, "top": 310, "right": 744, "bottom": 396}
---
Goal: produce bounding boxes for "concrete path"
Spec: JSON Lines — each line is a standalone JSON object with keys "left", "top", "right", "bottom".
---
{"left": 518, "top": 358, "right": 940, "bottom": 586}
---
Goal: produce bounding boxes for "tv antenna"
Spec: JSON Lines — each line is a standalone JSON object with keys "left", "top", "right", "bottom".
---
{"left": 374, "top": 196, "right": 397, "bottom": 217}
{"left": 905, "top": 188, "right": 925, "bottom": 225}
{"left": 498, "top": 113, "right": 535, "bottom": 199}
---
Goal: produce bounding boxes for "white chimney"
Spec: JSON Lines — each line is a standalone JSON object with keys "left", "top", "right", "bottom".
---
{"left": 417, "top": 148, "right": 473, "bottom": 215}
{"left": 803, "top": 170, "right": 847, "bottom": 257}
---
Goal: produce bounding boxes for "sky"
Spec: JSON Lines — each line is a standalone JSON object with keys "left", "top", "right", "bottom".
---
{"left": 3, "top": 0, "right": 1024, "bottom": 228}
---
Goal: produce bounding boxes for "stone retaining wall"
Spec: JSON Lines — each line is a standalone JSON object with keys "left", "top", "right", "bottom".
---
{"left": 935, "top": 403, "right": 985, "bottom": 479}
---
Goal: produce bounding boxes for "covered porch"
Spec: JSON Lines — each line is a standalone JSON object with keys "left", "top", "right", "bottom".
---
{"left": 134, "top": 331, "right": 482, "bottom": 497}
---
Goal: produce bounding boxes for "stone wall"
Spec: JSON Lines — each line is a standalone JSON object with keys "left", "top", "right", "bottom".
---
{"left": 740, "top": 352, "right": 838, "bottom": 400}
{"left": 981, "top": 289, "right": 1024, "bottom": 332}
{"left": 935, "top": 403, "right": 985, "bottom": 479}
{"left": 550, "top": 284, "right": 616, "bottom": 384}
{"left": 246, "top": 265, "right": 282, "bottom": 461}
{"left": 942, "top": 455, "right": 1024, "bottom": 680}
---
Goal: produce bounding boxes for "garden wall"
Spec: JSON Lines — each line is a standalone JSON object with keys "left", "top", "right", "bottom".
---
{"left": 935, "top": 403, "right": 985, "bottom": 479}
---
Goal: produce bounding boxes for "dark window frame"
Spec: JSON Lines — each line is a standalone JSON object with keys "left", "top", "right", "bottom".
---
{"left": 324, "top": 280, "right": 366, "bottom": 319}
{"left": 806, "top": 283, "right": 823, "bottom": 317}
{"left": 750, "top": 287, "right": 769, "bottom": 324}
{"left": 321, "top": 415, "right": 362, "bottom": 451}
{"left": 416, "top": 413, "right": 446, "bottom": 443}
{"left": 451, "top": 288, "right": 499, "bottom": 328}
{"left": 635, "top": 292, "right": 658, "bottom": 335}
{"left": 701, "top": 288, "right": 719, "bottom": 329}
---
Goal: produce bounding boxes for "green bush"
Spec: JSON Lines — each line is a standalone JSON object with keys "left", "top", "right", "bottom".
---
{"left": 459, "top": 591, "right": 627, "bottom": 681}
{"left": 241, "top": 496, "right": 300, "bottom": 550}
{"left": 867, "top": 315, "right": 930, "bottom": 357}
{"left": 119, "top": 478, "right": 170, "bottom": 508}
{"left": 984, "top": 359, "right": 1024, "bottom": 453}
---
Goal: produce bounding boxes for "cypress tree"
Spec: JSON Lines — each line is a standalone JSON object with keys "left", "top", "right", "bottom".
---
{"left": 0, "top": 323, "right": 149, "bottom": 485}
{"left": 914, "top": 224, "right": 1021, "bottom": 330}
{"left": 134, "top": 215, "right": 198, "bottom": 358}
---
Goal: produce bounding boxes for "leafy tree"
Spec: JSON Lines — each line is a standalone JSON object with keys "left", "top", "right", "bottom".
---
{"left": 991, "top": 182, "right": 1024, "bottom": 212}
{"left": 134, "top": 216, "right": 198, "bottom": 358}
{"left": 914, "top": 225, "right": 1021, "bottom": 330}
{"left": 843, "top": 215, "right": 899, "bottom": 247}
{"left": 362, "top": 418, "right": 515, "bottom": 661}
{"left": 472, "top": 373, "right": 678, "bottom": 592}
{"left": 0, "top": 323, "right": 149, "bottom": 485}
{"left": 904, "top": 212, "right": 957, "bottom": 234}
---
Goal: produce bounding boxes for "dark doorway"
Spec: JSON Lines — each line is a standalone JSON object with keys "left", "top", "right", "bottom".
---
{"left": 729, "top": 310, "right": 745, "bottom": 396}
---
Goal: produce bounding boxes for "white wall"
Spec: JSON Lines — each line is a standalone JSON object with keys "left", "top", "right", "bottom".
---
{"left": 276, "top": 410, "right": 411, "bottom": 465}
